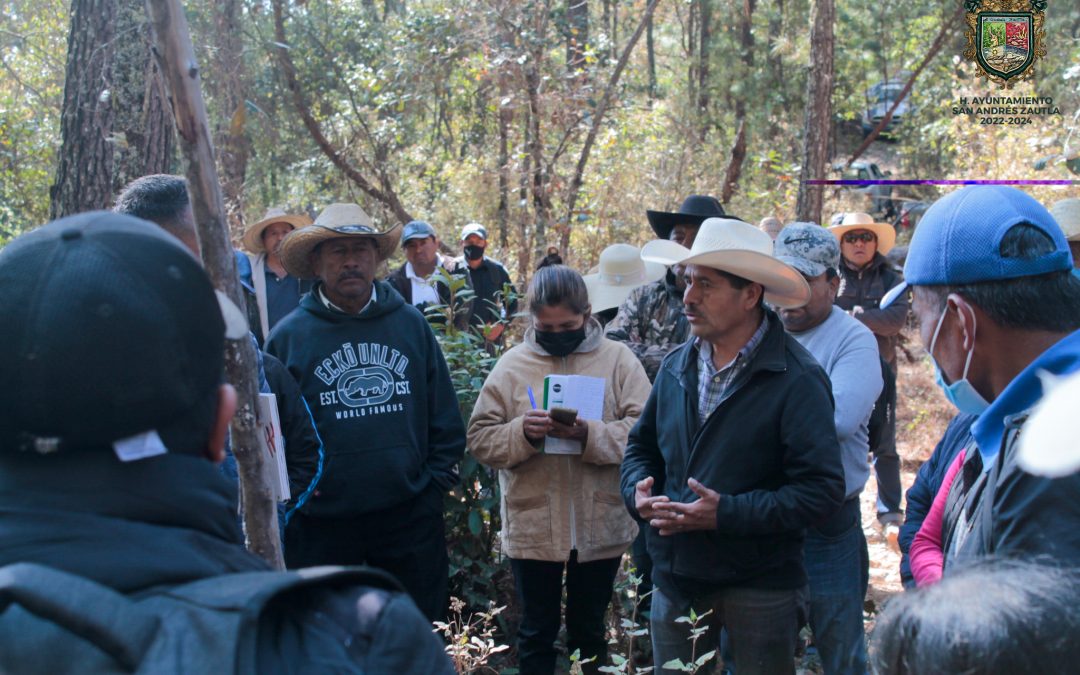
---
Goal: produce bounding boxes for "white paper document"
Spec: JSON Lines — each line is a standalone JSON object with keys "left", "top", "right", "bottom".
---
{"left": 257, "top": 393, "right": 291, "bottom": 502}
{"left": 542, "top": 374, "right": 605, "bottom": 455}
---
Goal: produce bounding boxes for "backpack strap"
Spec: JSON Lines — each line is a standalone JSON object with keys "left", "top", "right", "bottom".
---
{"left": 0, "top": 563, "right": 159, "bottom": 672}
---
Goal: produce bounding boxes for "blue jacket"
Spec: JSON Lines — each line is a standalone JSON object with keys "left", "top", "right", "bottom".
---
{"left": 621, "top": 310, "right": 845, "bottom": 597}
{"left": 898, "top": 412, "right": 976, "bottom": 587}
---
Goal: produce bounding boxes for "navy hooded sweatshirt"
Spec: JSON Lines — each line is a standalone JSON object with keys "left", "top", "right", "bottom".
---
{"left": 265, "top": 280, "right": 464, "bottom": 518}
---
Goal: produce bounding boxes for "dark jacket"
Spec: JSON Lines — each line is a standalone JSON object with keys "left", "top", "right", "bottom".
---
{"left": 0, "top": 452, "right": 454, "bottom": 673}
{"left": 621, "top": 310, "right": 845, "bottom": 597}
{"left": 262, "top": 352, "right": 323, "bottom": 514}
{"left": 454, "top": 256, "right": 519, "bottom": 327}
{"left": 265, "top": 281, "right": 465, "bottom": 518}
{"left": 898, "top": 412, "right": 976, "bottom": 587}
{"left": 942, "top": 329, "right": 1080, "bottom": 568}
{"left": 835, "top": 252, "right": 908, "bottom": 367}
{"left": 386, "top": 258, "right": 472, "bottom": 331}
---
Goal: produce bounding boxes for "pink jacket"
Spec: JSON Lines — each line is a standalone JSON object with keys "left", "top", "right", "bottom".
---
{"left": 909, "top": 450, "right": 966, "bottom": 586}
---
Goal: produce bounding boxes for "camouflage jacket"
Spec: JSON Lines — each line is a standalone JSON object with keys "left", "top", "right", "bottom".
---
{"left": 604, "top": 274, "right": 689, "bottom": 382}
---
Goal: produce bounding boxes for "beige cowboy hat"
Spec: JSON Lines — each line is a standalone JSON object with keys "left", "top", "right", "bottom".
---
{"left": 583, "top": 244, "right": 666, "bottom": 313}
{"left": 827, "top": 212, "right": 896, "bottom": 255}
{"left": 278, "top": 203, "right": 402, "bottom": 279}
{"left": 641, "top": 218, "right": 810, "bottom": 308}
{"left": 1049, "top": 198, "right": 1080, "bottom": 241}
{"left": 241, "top": 207, "right": 313, "bottom": 253}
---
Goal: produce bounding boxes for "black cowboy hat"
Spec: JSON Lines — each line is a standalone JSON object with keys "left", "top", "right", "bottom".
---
{"left": 646, "top": 195, "right": 727, "bottom": 240}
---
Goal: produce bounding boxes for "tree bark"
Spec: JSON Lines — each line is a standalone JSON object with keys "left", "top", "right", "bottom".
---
{"left": 646, "top": 12, "right": 657, "bottom": 100}
{"left": 144, "top": 0, "right": 284, "bottom": 569}
{"left": 560, "top": 0, "right": 662, "bottom": 250}
{"left": 111, "top": 0, "right": 174, "bottom": 194}
{"left": 271, "top": 0, "right": 412, "bottom": 224}
{"left": 720, "top": 0, "right": 755, "bottom": 201}
{"left": 497, "top": 67, "right": 513, "bottom": 249}
{"left": 566, "top": 0, "right": 589, "bottom": 73}
{"left": 697, "top": 0, "right": 711, "bottom": 139}
{"left": 209, "top": 0, "right": 250, "bottom": 236}
{"left": 794, "top": 0, "right": 834, "bottom": 224}
{"left": 49, "top": 0, "right": 116, "bottom": 219}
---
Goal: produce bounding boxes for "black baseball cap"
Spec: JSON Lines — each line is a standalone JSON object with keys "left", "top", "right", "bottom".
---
{"left": 0, "top": 211, "right": 232, "bottom": 458}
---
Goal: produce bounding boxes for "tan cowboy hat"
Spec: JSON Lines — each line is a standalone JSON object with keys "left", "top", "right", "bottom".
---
{"left": 241, "top": 207, "right": 313, "bottom": 253}
{"left": 827, "top": 212, "right": 896, "bottom": 255}
{"left": 583, "top": 244, "right": 666, "bottom": 313}
{"left": 1049, "top": 198, "right": 1080, "bottom": 241}
{"left": 641, "top": 218, "right": 810, "bottom": 308}
{"left": 278, "top": 203, "right": 402, "bottom": 279}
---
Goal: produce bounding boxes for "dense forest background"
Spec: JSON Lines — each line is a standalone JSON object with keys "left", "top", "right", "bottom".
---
{"left": 3, "top": 0, "right": 1079, "bottom": 280}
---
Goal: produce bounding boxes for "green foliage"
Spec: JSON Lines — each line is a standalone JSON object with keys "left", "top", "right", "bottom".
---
{"left": 428, "top": 270, "right": 513, "bottom": 617}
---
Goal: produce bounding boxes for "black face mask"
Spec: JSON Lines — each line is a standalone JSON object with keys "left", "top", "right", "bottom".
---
{"left": 463, "top": 245, "right": 485, "bottom": 261}
{"left": 535, "top": 326, "right": 587, "bottom": 357}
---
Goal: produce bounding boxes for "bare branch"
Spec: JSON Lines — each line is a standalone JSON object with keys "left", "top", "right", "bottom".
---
{"left": 270, "top": 0, "right": 412, "bottom": 223}
{"left": 560, "top": 0, "right": 662, "bottom": 249}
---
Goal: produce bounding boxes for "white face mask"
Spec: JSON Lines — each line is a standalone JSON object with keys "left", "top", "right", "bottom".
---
{"left": 928, "top": 299, "right": 990, "bottom": 415}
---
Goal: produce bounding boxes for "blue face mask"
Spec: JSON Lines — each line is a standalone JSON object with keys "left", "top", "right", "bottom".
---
{"left": 928, "top": 301, "right": 990, "bottom": 415}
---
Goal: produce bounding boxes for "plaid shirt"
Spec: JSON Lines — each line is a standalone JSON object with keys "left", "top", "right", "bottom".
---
{"left": 696, "top": 316, "right": 768, "bottom": 423}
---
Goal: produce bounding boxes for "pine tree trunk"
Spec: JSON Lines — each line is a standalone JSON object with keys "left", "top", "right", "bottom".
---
{"left": 697, "top": 0, "right": 711, "bottom": 139}
{"left": 566, "top": 0, "right": 589, "bottom": 72}
{"left": 111, "top": 0, "right": 174, "bottom": 194}
{"left": 209, "top": 0, "right": 250, "bottom": 235}
{"left": 50, "top": 0, "right": 117, "bottom": 220}
{"left": 795, "top": 0, "right": 835, "bottom": 224}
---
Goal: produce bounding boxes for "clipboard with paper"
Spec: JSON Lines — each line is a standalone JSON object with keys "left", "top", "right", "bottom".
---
{"left": 541, "top": 374, "right": 605, "bottom": 455}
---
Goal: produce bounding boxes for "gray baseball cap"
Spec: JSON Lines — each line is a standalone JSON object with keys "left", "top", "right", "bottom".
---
{"left": 460, "top": 222, "right": 487, "bottom": 241}
{"left": 401, "top": 220, "right": 437, "bottom": 245}
{"left": 774, "top": 222, "right": 840, "bottom": 277}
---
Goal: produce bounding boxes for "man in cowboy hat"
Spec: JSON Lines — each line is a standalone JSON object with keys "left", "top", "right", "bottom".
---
{"left": 265, "top": 203, "right": 466, "bottom": 622}
{"left": 243, "top": 208, "right": 314, "bottom": 339}
{"left": 584, "top": 243, "right": 667, "bottom": 327}
{"left": 457, "top": 222, "right": 518, "bottom": 344}
{"left": 606, "top": 195, "right": 727, "bottom": 382}
{"left": 386, "top": 220, "right": 471, "bottom": 331}
{"left": 621, "top": 218, "right": 844, "bottom": 674}
{"left": 829, "top": 211, "right": 908, "bottom": 536}
{"left": 774, "top": 222, "right": 883, "bottom": 675}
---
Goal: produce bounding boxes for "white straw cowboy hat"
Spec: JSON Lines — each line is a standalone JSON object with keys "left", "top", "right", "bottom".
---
{"left": 241, "top": 207, "right": 313, "bottom": 253}
{"left": 583, "top": 244, "right": 666, "bottom": 313}
{"left": 279, "top": 203, "right": 402, "bottom": 279}
{"left": 828, "top": 212, "right": 896, "bottom": 255}
{"left": 641, "top": 217, "right": 811, "bottom": 308}
{"left": 1049, "top": 198, "right": 1080, "bottom": 241}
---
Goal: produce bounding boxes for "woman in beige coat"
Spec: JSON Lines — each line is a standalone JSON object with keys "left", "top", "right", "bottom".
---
{"left": 468, "top": 265, "right": 651, "bottom": 675}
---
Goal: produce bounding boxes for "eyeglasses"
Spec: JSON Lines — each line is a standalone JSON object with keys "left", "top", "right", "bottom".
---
{"left": 842, "top": 231, "right": 877, "bottom": 244}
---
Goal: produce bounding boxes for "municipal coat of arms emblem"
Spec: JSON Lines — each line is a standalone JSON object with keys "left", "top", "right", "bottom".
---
{"left": 964, "top": 0, "right": 1047, "bottom": 88}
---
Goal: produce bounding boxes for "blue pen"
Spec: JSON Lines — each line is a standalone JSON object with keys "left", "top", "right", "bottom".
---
{"left": 527, "top": 385, "right": 537, "bottom": 410}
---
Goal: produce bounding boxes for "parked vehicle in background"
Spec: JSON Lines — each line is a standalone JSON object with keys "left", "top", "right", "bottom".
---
{"left": 832, "top": 160, "right": 897, "bottom": 220}
{"left": 861, "top": 77, "right": 913, "bottom": 137}
{"left": 892, "top": 201, "right": 929, "bottom": 233}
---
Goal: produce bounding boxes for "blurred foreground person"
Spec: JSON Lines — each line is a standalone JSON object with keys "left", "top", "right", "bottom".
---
{"left": 881, "top": 186, "right": 1080, "bottom": 570}
{"left": 870, "top": 560, "right": 1080, "bottom": 675}
{"left": 469, "top": 265, "right": 650, "bottom": 675}
{"left": 0, "top": 212, "right": 452, "bottom": 673}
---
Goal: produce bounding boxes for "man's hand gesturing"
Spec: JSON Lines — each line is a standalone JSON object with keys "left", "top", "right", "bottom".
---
{"left": 635, "top": 476, "right": 670, "bottom": 520}
{"left": 649, "top": 478, "right": 721, "bottom": 536}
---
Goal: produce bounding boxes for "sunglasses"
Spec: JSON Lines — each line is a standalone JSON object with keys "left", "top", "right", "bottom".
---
{"left": 842, "top": 231, "right": 877, "bottom": 244}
